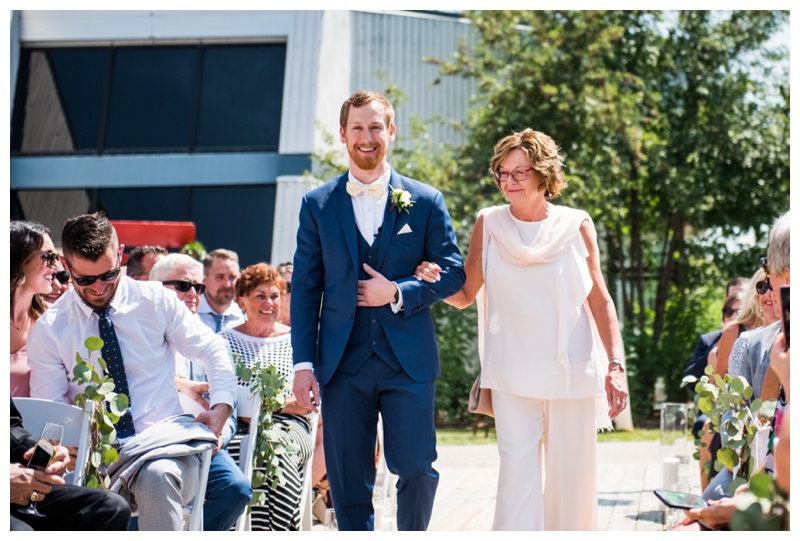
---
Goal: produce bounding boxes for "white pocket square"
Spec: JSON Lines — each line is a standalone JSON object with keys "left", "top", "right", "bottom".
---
{"left": 397, "top": 224, "right": 413, "bottom": 235}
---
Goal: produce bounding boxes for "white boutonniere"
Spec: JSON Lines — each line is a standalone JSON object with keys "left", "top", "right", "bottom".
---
{"left": 390, "top": 184, "right": 415, "bottom": 214}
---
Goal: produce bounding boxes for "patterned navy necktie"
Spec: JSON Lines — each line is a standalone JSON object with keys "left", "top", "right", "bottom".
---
{"left": 211, "top": 312, "right": 226, "bottom": 333}
{"left": 95, "top": 307, "right": 136, "bottom": 438}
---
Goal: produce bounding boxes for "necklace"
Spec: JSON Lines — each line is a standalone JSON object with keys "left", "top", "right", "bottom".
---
{"left": 11, "top": 313, "right": 28, "bottom": 330}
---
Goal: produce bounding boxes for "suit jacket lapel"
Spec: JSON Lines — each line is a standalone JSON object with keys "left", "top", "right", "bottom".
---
{"left": 376, "top": 170, "right": 399, "bottom": 269}
{"left": 332, "top": 173, "right": 360, "bottom": 273}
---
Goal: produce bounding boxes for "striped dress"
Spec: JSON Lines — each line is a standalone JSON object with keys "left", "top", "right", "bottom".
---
{"left": 221, "top": 329, "right": 314, "bottom": 531}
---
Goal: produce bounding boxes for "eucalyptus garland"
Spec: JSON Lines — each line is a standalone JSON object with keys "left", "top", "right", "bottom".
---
{"left": 235, "top": 359, "right": 300, "bottom": 505}
{"left": 683, "top": 364, "right": 777, "bottom": 494}
{"left": 71, "top": 336, "right": 129, "bottom": 489}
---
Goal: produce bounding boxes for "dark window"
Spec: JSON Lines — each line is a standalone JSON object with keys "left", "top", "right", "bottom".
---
{"left": 11, "top": 43, "right": 286, "bottom": 155}
{"left": 91, "top": 185, "right": 276, "bottom": 268}
{"left": 105, "top": 47, "right": 199, "bottom": 151}
{"left": 196, "top": 45, "right": 286, "bottom": 150}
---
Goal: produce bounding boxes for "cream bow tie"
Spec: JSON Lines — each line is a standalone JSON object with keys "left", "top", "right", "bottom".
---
{"left": 346, "top": 181, "right": 385, "bottom": 199}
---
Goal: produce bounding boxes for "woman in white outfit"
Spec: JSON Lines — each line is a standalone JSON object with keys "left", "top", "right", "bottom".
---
{"left": 417, "top": 128, "right": 628, "bottom": 530}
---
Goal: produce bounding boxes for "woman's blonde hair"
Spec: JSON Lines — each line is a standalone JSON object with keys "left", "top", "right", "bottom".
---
{"left": 735, "top": 267, "right": 767, "bottom": 329}
{"left": 489, "top": 128, "right": 565, "bottom": 199}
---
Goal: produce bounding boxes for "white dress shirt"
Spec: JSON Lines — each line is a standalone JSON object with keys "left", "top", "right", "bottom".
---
{"left": 28, "top": 277, "right": 236, "bottom": 435}
{"left": 197, "top": 294, "right": 246, "bottom": 334}
{"left": 349, "top": 169, "right": 390, "bottom": 245}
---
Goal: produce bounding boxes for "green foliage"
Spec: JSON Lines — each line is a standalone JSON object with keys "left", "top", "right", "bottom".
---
{"left": 730, "top": 472, "right": 789, "bottom": 530}
{"left": 683, "top": 365, "right": 777, "bottom": 493}
{"left": 70, "top": 336, "right": 127, "bottom": 489}
{"left": 427, "top": 10, "right": 788, "bottom": 424}
{"left": 432, "top": 302, "right": 479, "bottom": 427}
{"left": 180, "top": 241, "right": 207, "bottom": 262}
{"left": 234, "top": 359, "right": 299, "bottom": 507}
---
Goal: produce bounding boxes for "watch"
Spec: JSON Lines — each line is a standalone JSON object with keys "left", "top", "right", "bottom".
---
{"left": 608, "top": 358, "right": 624, "bottom": 372}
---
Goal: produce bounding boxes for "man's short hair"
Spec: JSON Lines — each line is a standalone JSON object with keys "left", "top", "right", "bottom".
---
{"left": 127, "top": 245, "right": 169, "bottom": 276}
{"left": 725, "top": 276, "right": 749, "bottom": 297}
{"left": 202, "top": 249, "right": 240, "bottom": 275}
{"left": 767, "top": 211, "right": 790, "bottom": 276}
{"left": 61, "top": 212, "right": 117, "bottom": 262}
{"left": 339, "top": 90, "right": 395, "bottom": 130}
{"left": 149, "top": 253, "right": 203, "bottom": 282}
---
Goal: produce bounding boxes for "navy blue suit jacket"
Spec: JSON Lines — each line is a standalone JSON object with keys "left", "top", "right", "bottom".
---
{"left": 291, "top": 169, "right": 465, "bottom": 385}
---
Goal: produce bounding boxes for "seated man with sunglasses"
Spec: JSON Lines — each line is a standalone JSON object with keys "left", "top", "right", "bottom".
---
{"left": 146, "top": 253, "right": 252, "bottom": 531}
{"left": 27, "top": 212, "right": 239, "bottom": 531}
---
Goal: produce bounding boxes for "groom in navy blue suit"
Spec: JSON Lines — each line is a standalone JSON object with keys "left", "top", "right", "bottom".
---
{"left": 291, "top": 90, "right": 465, "bottom": 530}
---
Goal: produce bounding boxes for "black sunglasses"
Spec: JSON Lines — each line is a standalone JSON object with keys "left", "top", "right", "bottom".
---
{"left": 53, "top": 270, "right": 70, "bottom": 284}
{"left": 40, "top": 251, "right": 59, "bottom": 266}
{"left": 162, "top": 280, "right": 206, "bottom": 294}
{"left": 723, "top": 308, "right": 740, "bottom": 318}
{"left": 70, "top": 268, "right": 121, "bottom": 287}
{"left": 285, "top": 282, "right": 292, "bottom": 294}
{"left": 755, "top": 257, "right": 773, "bottom": 295}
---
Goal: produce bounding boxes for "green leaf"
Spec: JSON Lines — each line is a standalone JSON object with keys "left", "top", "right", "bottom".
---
{"left": 109, "top": 394, "right": 129, "bottom": 416}
{"left": 717, "top": 447, "right": 738, "bottom": 469}
{"left": 72, "top": 363, "right": 93, "bottom": 384}
{"left": 85, "top": 336, "right": 104, "bottom": 352}
{"left": 748, "top": 472, "right": 773, "bottom": 499}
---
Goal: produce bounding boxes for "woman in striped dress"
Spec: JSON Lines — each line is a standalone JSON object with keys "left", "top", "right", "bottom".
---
{"left": 221, "top": 263, "right": 314, "bottom": 530}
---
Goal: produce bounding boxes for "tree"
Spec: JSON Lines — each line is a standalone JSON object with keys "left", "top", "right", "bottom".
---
{"left": 428, "top": 10, "right": 789, "bottom": 419}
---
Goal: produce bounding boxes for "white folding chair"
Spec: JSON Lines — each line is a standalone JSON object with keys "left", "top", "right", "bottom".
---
{"left": 234, "top": 385, "right": 262, "bottom": 531}
{"left": 184, "top": 446, "right": 213, "bottom": 531}
{"left": 14, "top": 397, "right": 93, "bottom": 486}
{"left": 173, "top": 391, "right": 217, "bottom": 531}
{"left": 298, "top": 411, "right": 319, "bottom": 531}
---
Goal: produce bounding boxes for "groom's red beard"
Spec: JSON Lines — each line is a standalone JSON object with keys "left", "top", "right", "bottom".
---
{"left": 347, "top": 141, "right": 388, "bottom": 171}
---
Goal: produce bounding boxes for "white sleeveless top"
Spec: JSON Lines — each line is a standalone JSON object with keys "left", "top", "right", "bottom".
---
{"left": 476, "top": 205, "right": 609, "bottom": 425}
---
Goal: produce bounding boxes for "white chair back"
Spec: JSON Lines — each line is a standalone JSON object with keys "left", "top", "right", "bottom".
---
{"left": 14, "top": 397, "right": 93, "bottom": 486}
{"left": 234, "top": 385, "right": 262, "bottom": 531}
{"left": 185, "top": 447, "right": 213, "bottom": 531}
{"left": 298, "top": 411, "right": 319, "bottom": 531}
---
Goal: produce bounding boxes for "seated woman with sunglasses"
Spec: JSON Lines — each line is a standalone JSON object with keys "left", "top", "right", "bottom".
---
{"left": 10, "top": 221, "right": 61, "bottom": 398}
{"left": 42, "top": 254, "right": 72, "bottom": 306}
{"left": 709, "top": 264, "right": 779, "bottom": 377}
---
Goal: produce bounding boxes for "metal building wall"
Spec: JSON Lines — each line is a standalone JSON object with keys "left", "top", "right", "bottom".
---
{"left": 350, "top": 11, "right": 476, "bottom": 150}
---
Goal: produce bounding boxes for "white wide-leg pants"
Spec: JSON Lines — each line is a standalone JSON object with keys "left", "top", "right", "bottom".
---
{"left": 491, "top": 391, "right": 598, "bottom": 531}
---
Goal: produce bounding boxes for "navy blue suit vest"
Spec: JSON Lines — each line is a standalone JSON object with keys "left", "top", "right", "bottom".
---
{"left": 338, "top": 230, "right": 402, "bottom": 375}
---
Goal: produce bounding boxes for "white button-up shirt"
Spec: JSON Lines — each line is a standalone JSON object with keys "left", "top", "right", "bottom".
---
{"left": 348, "top": 169, "right": 390, "bottom": 246}
{"left": 28, "top": 277, "right": 236, "bottom": 435}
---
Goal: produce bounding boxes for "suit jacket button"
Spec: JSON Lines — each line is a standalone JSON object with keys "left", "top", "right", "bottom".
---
{"left": 372, "top": 341, "right": 377, "bottom": 347}
{"left": 371, "top": 319, "right": 376, "bottom": 324}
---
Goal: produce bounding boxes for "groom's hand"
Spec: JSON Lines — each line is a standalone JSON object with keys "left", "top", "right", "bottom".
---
{"left": 358, "top": 264, "right": 398, "bottom": 306}
{"left": 293, "top": 370, "right": 320, "bottom": 413}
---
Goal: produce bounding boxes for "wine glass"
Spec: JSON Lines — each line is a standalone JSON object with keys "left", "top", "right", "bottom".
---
{"left": 17, "top": 423, "right": 64, "bottom": 517}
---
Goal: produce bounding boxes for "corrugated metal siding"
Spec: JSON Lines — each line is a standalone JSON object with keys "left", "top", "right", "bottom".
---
{"left": 279, "top": 10, "right": 324, "bottom": 154}
{"left": 350, "top": 11, "right": 476, "bottom": 149}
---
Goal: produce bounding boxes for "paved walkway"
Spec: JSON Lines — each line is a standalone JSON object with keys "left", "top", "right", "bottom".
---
{"left": 428, "top": 440, "right": 701, "bottom": 531}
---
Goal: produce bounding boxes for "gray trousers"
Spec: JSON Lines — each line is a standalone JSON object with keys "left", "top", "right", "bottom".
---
{"left": 129, "top": 454, "right": 200, "bottom": 530}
